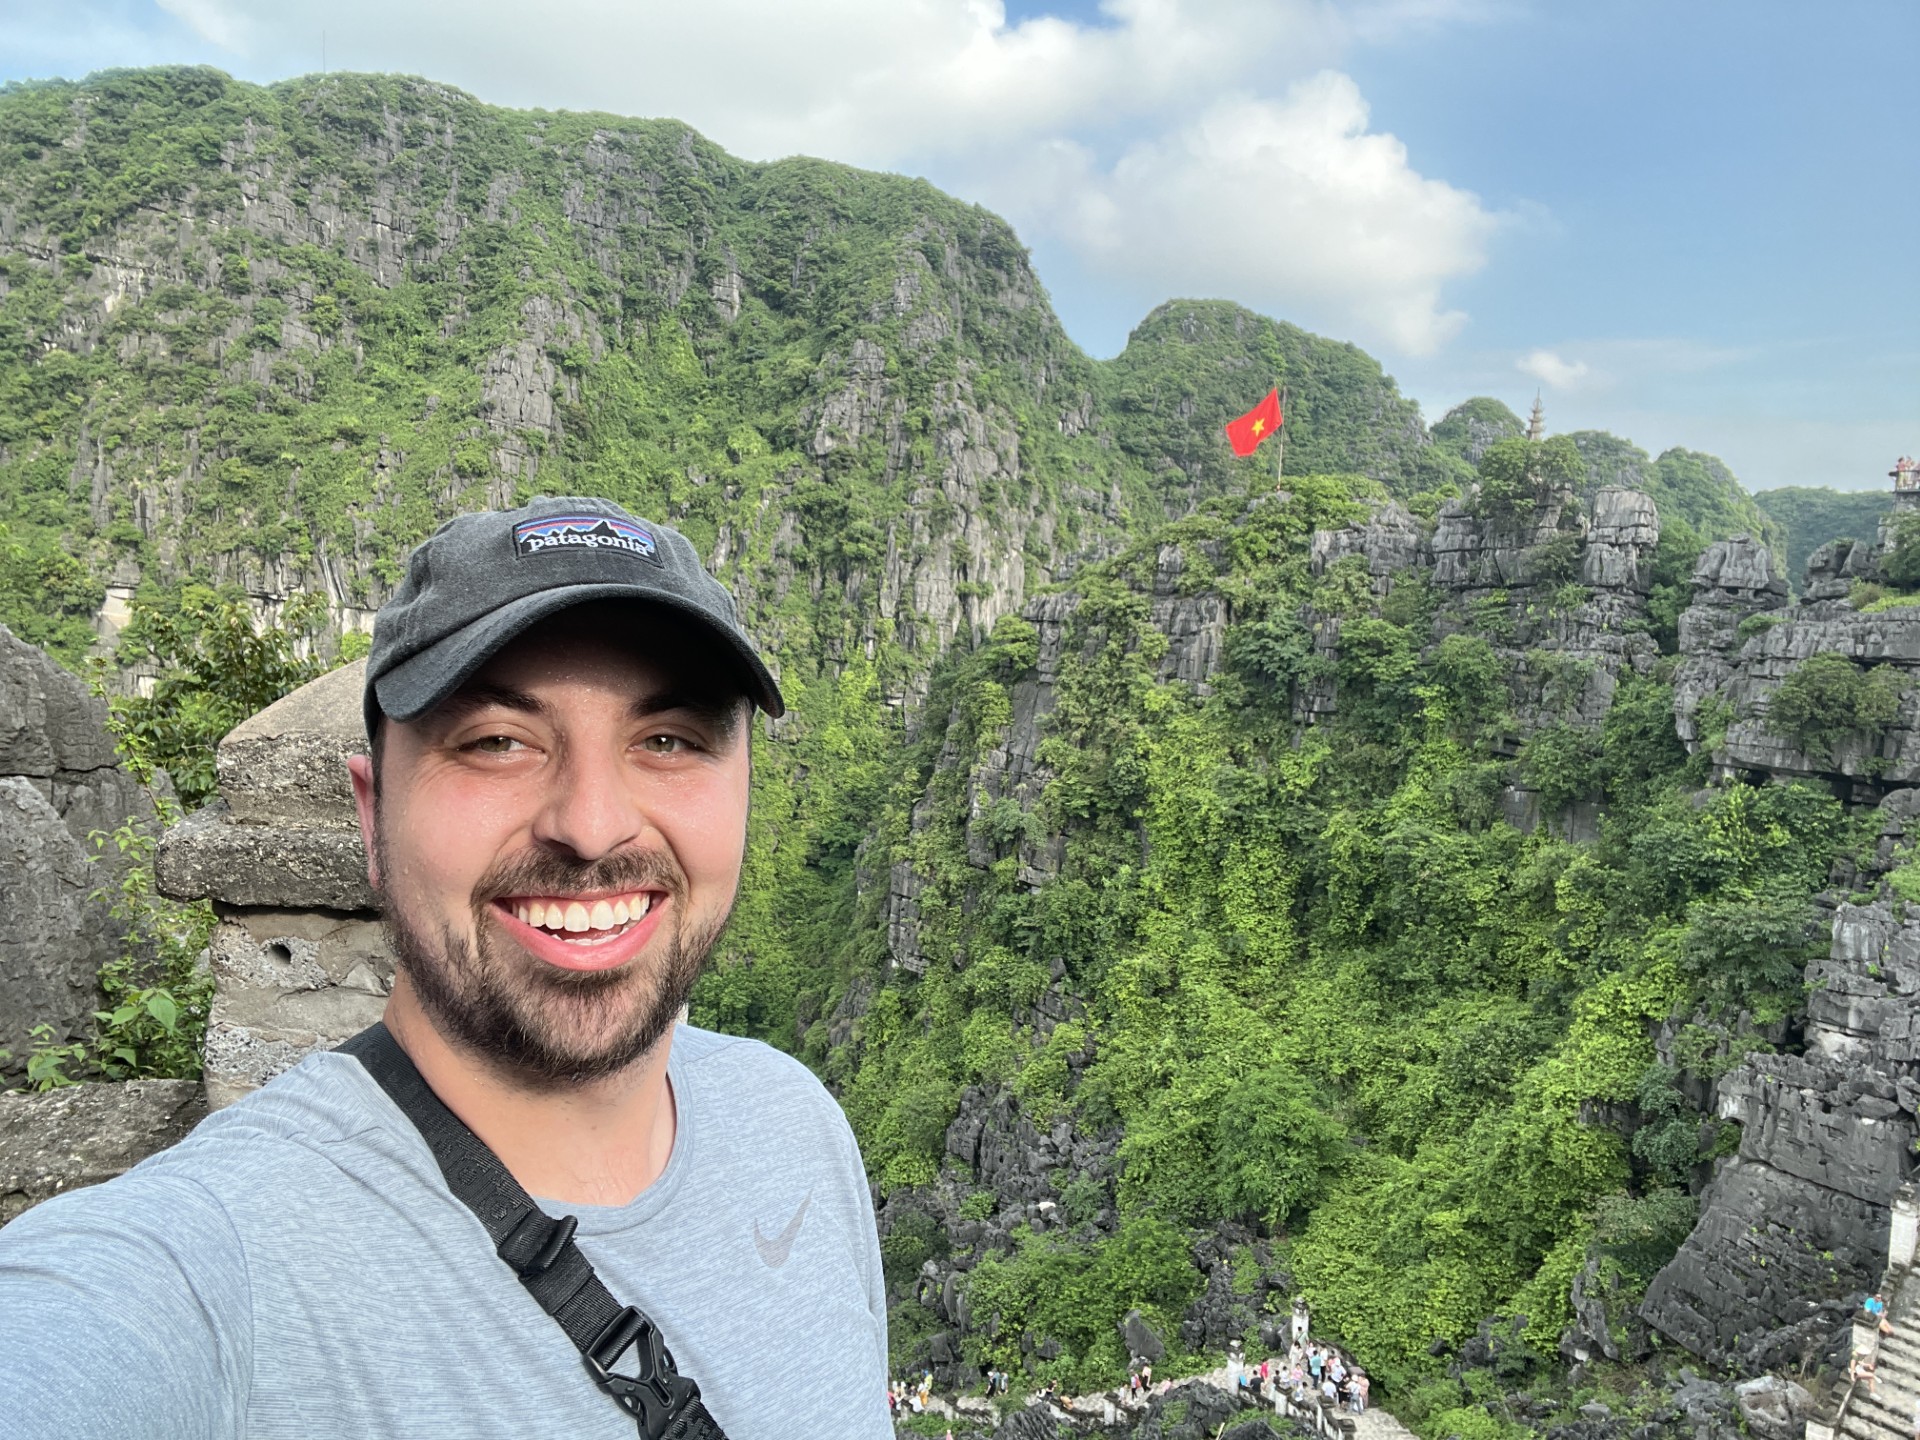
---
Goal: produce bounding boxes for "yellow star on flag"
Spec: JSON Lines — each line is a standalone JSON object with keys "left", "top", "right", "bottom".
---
{"left": 1251, "top": 419, "right": 1265, "bottom": 435}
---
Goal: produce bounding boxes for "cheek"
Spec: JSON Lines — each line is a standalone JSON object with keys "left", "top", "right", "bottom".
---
{"left": 382, "top": 781, "right": 526, "bottom": 903}
{"left": 667, "top": 771, "right": 751, "bottom": 883}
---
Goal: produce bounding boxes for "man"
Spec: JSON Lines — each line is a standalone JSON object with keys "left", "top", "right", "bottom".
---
{"left": 0, "top": 497, "right": 891, "bottom": 1437}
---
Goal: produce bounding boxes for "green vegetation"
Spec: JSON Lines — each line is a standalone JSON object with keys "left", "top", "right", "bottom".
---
{"left": 103, "top": 587, "right": 335, "bottom": 806}
{"left": 1765, "top": 651, "right": 1907, "bottom": 763}
{"left": 1472, "top": 435, "right": 1584, "bottom": 520}
{"left": 1430, "top": 397, "right": 1523, "bottom": 466}
{"left": 829, "top": 480, "right": 1851, "bottom": 1395}
{"left": 1753, "top": 486, "right": 1890, "bottom": 593}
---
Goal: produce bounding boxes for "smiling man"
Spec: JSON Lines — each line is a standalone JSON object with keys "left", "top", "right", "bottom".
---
{"left": 0, "top": 497, "right": 892, "bottom": 1439}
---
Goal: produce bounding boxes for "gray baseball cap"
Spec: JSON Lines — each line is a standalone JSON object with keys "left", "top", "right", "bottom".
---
{"left": 363, "top": 496, "right": 783, "bottom": 736}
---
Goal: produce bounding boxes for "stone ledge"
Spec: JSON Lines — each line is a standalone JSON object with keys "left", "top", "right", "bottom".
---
{"left": 215, "top": 657, "right": 367, "bottom": 827}
{"left": 155, "top": 801, "right": 376, "bottom": 910}
{"left": 0, "top": 1078, "right": 206, "bottom": 1226}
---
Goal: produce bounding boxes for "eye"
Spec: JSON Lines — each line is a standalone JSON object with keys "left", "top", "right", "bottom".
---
{"left": 466, "top": 734, "right": 527, "bottom": 755}
{"left": 638, "top": 733, "right": 691, "bottom": 755}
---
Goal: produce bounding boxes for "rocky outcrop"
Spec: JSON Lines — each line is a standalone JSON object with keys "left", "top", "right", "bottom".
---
{"left": 1673, "top": 539, "right": 1920, "bottom": 795}
{"left": 155, "top": 660, "right": 389, "bottom": 1108}
{"left": 0, "top": 628, "right": 160, "bottom": 1076}
{"left": 0, "top": 626, "right": 158, "bottom": 866}
{"left": 879, "top": 537, "right": 1228, "bottom": 972}
{"left": 1641, "top": 811, "right": 1920, "bottom": 1367}
{"left": 1302, "top": 486, "right": 1663, "bottom": 741}
{"left": 0, "top": 1078, "right": 205, "bottom": 1225}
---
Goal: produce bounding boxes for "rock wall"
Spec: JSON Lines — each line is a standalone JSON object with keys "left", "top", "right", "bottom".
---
{"left": 154, "top": 659, "right": 389, "bottom": 1109}
{"left": 0, "top": 627, "right": 161, "bottom": 1077}
{"left": 1623, "top": 523, "right": 1920, "bottom": 1370}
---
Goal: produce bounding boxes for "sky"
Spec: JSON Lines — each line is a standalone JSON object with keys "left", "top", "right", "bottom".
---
{"left": 0, "top": 0, "right": 1913, "bottom": 494}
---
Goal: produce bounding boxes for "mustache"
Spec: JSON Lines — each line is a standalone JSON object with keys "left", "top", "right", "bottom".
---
{"left": 469, "top": 847, "right": 686, "bottom": 907}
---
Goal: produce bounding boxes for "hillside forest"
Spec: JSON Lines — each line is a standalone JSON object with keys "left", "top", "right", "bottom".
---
{"left": 0, "top": 66, "right": 1909, "bottom": 1436}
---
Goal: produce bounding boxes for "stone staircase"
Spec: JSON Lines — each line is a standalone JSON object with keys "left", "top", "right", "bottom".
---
{"left": 1830, "top": 1266, "right": 1920, "bottom": 1440}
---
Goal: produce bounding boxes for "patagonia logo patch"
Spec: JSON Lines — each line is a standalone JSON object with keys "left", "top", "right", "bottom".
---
{"left": 513, "top": 514, "right": 660, "bottom": 563}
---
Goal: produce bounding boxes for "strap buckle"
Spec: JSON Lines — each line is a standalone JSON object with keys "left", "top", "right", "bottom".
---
{"left": 585, "top": 1307, "right": 705, "bottom": 1438}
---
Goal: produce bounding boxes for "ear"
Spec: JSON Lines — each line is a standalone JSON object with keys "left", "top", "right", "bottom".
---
{"left": 346, "top": 752, "right": 381, "bottom": 890}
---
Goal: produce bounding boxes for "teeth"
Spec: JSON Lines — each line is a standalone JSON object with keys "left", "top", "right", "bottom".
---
{"left": 514, "top": 894, "right": 653, "bottom": 936}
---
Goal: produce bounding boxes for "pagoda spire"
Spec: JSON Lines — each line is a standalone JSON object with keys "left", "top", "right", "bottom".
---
{"left": 1526, "top": 393, "right": 1545, "bottom": 442}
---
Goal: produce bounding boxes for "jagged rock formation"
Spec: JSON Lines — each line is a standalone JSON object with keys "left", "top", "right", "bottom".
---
{"left": 1299, "top": 485, "right": 1662, "bottom": 746}
{"left": 1430, "top": 486, "right": 1662, "bottom": 735}
{"left": 1640, "top": 829, "right": 1920, "bottom": 1370}
{"left": 0, "top": 70, "right": 1465, "bottom": 712}
{"left": 1674, "top": 535, "right": 1920, "bottom": 797}
{"left": 0, "top": 627, "right": 160, "bottom": 1076}
{"left": 154, "top": 659, "right": 387, "bottom": 1108}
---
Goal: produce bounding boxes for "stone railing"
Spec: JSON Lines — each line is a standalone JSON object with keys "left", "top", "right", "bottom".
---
{"left": 155, "top": 660, "right": 392, "bottom": 1108}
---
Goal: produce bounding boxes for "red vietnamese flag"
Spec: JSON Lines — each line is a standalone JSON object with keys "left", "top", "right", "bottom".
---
{"left": 1225, "top": 388, "right": 1283, "bottom": 457}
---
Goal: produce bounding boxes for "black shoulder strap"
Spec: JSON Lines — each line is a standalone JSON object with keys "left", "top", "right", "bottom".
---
{"left": 339, "top": 1023, "right": 726, "bottom": 1440}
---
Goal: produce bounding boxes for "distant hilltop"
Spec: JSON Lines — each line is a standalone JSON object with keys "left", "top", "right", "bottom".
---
{"left": 0, "top": 65, "right": 1763, "bottom": 682}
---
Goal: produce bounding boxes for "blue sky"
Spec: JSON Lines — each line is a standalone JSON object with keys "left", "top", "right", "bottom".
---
{"left": 2, "top": 0, "right": 1913, "bottom": 494}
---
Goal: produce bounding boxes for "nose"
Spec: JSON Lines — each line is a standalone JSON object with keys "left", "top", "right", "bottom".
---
{"left": 529, "top": 736, "right": 649, "bottom": 862}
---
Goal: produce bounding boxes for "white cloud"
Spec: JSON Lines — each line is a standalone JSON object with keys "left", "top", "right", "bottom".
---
{"left": 1005, "top": 74, "right": 1498, "bottom": 354}
{"left": 96, "top": 0, "right": 1501, "bottom": 356}
{"left": 1516, "top": 348, "right": 1590, "bottom": 389}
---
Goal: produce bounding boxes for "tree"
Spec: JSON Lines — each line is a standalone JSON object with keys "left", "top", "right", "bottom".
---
{"left": 1211, "top": 1065, "right": 1349, "bottom": 1225}
{"left": 104, "top": 587, "right": 332, "bottom": 804}
{"left": 1474, "top": 436, "right": 1584, "bottom": 520}
{"left": 1881, "top": 512, "right": 1920, "bottom": 591}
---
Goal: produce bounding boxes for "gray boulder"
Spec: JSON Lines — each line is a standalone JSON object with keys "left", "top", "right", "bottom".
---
{"left": 0, "top": 777, "right": 125, "bottom": 1076}
{"left": 0, "top": 629, "right": 164, "bottom": 1080}
{"left": 0, "top": 1078, "right": 205, "bottom": 1225}
{"left": 1133, "top": 1380, "right": 1243, "bottom": 1439}
{"left": 991, "top": 1410, "right": 1064, "bottom": 1440}
{"left": 1120, "top": 1306, "right": 1168, "bottom": 1364}
{"left": 0, "top": 625, "right": 158, "bottom": 872}
{"left": 1733, "top": 1375, "right": 1813, "bottom": 1440}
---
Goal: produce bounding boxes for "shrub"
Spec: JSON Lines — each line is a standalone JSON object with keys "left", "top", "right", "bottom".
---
{"left": 1765, "top": 652, "right": 1906, "bottom": 762}
{"left": 1680, "top": 882, "right": 1824, "bottom": 1014}
{"left": 103, "top": 587, "right": 331, "bottom": 805}
{"left": 1882, "top": 512, "right": 1920, "bottom": 589}
{"left": 1519, "top": 724, "right": 1603, "bottom": 812}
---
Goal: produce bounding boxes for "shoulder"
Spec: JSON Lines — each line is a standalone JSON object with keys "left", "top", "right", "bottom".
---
{"left": 71, "top": 1052, "right": 431, "bottom": 1228}
{"left": 671, "top": 1025, "right": 853, "bottom": 1142}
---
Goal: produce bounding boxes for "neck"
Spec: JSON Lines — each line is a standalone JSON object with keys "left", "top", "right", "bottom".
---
{"left": 381, "top": 979, "right": 678, "bottom": 1207}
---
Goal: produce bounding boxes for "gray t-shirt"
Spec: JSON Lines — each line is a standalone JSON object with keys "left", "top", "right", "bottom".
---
{"left": 0, "top": 1024, "right": 891, "bottom": 1438}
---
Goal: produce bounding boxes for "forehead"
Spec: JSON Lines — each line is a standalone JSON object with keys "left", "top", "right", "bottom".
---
{"left": 458, "top": 601, "right": 745, "bottom": 708}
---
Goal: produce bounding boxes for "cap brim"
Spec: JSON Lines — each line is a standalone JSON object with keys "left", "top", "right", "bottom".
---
{"left": 372, "top": 583, "right": 785, "bottom": 727}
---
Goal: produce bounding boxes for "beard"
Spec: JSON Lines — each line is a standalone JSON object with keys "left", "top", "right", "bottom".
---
{"left": 377, "top": 838, "right": 732, "bottom": 1089}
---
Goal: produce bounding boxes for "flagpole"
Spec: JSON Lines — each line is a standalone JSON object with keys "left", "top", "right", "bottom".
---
{"left": 1275, "top": 384, "right": 1288, "bottom": 489}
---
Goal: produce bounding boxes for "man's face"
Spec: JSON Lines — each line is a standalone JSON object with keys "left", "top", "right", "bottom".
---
{"left": 352, "top": 604, "right": 752, "bottom": 1086}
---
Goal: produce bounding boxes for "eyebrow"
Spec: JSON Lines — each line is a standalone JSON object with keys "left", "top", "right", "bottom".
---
{"left": 632, "top": 690, "right": 744, "bottom": 738}
{"left": 431, "top": 684, "right": 743, "bottom": 738}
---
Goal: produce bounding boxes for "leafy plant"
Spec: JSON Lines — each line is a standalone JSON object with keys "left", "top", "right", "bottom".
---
{"left": 100, "top": 586, "right": 331, "bottom": 804}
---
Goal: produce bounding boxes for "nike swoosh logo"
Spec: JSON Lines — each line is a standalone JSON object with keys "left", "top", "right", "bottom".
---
{"left": 753, "top": 1193, "right": 812, "bottom": 1269}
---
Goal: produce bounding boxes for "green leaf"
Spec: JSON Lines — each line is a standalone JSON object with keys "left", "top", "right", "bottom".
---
{"left": 145, "top": 991, "right": 179, "bottom": 1030}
